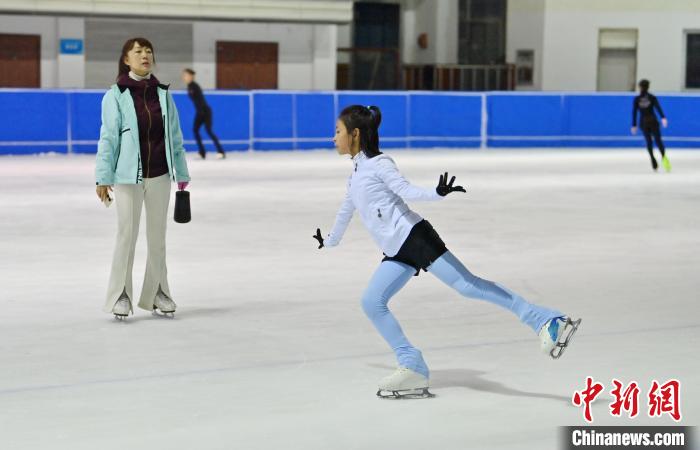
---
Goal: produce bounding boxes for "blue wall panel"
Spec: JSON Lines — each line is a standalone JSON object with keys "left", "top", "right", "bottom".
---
{"left": 253, "top": 93, "right": 293, "bottom": 150}
{"left": 487, "top": 94, "right": 565, "bottom": 147}
{"left": 657, "top": 96, "right": 700, "bottom": 139}
{"left": 3, "top": 89, "right": 700, "bottom": 155}
{"left": 71, "top": 92, "right": 103, "bottom": 153}
{"left": 409, "top": 94, "right": 481, "bottom": 148}
{"left": 0, "top": 92, "right": 69, "bottom": 154}
{"left": 295, "top": 93, "right": 335, "bottom": 150}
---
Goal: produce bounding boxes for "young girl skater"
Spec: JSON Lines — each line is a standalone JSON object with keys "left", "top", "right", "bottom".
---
{"left": 313, "top": 105, "right": 581, "bottom": 399}
{"left": 631, "top": 79, "right": 670, "bottom": 172}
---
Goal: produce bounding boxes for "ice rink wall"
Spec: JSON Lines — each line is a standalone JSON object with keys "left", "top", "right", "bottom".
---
{"left": 1, "top": 90, "right": 699, "bottom": 155}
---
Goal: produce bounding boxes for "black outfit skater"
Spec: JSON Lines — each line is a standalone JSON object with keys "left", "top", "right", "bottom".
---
{"left": 632, "top": 90, "right": 667, "bottom": 170}
{"left": 187, "top": 81, "right": 225, "bottom": 159}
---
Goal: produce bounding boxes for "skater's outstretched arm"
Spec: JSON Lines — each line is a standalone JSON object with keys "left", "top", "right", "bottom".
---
{"left": 375, "top": 158, "right": 444, "bottom": 202}
{"left": 323, "top": 186, "right": 355, "bottom": 248}
{"left": 652, "top": 95, "right": 668, "bottom": 127}
{"left": 631, "top": 97, "right": 639, "bottom": 131}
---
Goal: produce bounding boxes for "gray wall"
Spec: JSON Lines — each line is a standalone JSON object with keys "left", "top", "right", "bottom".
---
{"left": 85, "top": 19, "right": 193, "bottom": 89}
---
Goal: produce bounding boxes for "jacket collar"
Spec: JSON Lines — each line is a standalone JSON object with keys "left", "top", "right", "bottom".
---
{"left": 352, "top": 151, "right": 367, "bottom": 172}
{"left": 116, "top": 72, "right": 169, "bottom": 93}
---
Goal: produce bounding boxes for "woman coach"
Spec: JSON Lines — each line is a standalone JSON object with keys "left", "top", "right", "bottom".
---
{"left": 95, "top": 37, "right": 190, "bottom": 319}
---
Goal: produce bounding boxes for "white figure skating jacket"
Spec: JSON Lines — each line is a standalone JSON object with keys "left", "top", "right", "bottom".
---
{"left": 325, "top": 151, "right": 442, "bottom": 257}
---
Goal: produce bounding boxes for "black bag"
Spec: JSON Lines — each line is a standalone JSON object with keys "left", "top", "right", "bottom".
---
{"left": 174, "top": 190, "right": 191, "bottom": 223}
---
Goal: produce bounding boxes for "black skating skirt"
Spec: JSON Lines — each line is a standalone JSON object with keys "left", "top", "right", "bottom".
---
{"left": 382, "top": 220, "right": 448, "bottom": 276}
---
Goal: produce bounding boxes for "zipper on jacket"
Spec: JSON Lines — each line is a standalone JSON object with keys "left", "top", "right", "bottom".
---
{"left": 377, "top": 209, "right": 382, "bottom": 218}
{"left": 136, "top": 150, "right": 142, "bottom": 183}
{"left": 143, "top": 85, "right": 152, "bottom": 178}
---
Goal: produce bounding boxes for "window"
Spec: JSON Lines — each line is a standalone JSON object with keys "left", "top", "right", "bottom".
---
{"left": 516, "top": 50, "right": 534, "bottom": 86}
{"left": 686, "top": 33, "right": 700, "bottom": 88}
{"left": 458, "top": 0, "right": 506, "bottom": 65}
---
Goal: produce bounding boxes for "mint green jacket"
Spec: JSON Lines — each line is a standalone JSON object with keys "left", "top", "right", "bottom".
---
{"left": 95, "top": 84, "right": 190, "bottom": 185}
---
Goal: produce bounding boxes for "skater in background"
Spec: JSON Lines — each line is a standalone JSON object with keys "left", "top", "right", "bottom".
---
{"left": 95, "top": 37, "right": 190, "bottom": 319}
{"left": 631, "top": 79, "right": 670, "bottom": 172}
{"left": 182, "top": 68, "right": 226, "bottom": 159}
{"left": 313, "top": 105, "right": 581, "bottom": 399}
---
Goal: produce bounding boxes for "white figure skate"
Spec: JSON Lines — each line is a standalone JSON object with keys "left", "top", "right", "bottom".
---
{"left": 153, "top": 290, "right": 176, "bottom": 317}
{"left": 112, "top": 293, "right": 132, "bottom": 321}
{"left": 539, "top": 316, "right": 581, "bottom": 359}
{"left": 377, "top": 367, "right": 434, "bottom": 399}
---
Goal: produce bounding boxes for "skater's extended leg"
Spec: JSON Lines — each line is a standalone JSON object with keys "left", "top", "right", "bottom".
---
{"left": 652, "top": 127, "right": 671, "bottom": 172}
{"left": 203, "top": 110, "right": 225, "bottom": 155}
{"left": 361, "top": 261, "right": 429, "bottom": 378}
{"left": 427, "top": 251, "right": 562, "bottom": 333}
{"left": 652, "top": 127, "right": 666, "bottom": 157}
{"left": 643, "top": 128, "right": 658, "bottom": 170}
{"left": 193, "top": 114, "right": 206, "bottom": 158}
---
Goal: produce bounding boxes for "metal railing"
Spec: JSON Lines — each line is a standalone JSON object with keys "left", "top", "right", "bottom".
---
{"left": 403, "top": 64, "right": 516, "bottom": 91}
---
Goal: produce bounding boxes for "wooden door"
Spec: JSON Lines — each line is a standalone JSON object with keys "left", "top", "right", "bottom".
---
{"left": 216, "top": 41, "right": 278, "bottom": 89}
{"left": 0, "top": 34, "right": 40, "bottom": 87}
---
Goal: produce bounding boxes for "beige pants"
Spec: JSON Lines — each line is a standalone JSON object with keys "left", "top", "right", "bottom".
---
{"left": 103, "top": 174, "right": 172, "bottom": 313}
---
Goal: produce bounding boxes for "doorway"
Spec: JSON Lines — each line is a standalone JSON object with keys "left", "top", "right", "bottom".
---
{"left": 597, "top": 29, "right": 637, "bottom": 91}
{"left": 0, "top": 34, "right": 40, "bottom": 87}
{"left": 216, "top": 41, "right": 278, "bottom": 89}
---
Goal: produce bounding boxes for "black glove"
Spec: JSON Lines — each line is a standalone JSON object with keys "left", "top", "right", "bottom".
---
{"left": 312, "top": 228, "right": 325, "bottom": 249}
{"left": 436, "top": 172, "right": 467, "bottom": 196}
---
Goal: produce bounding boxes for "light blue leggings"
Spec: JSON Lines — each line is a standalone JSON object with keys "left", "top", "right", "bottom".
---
{"left": 361, "top": 251, "right": 562, "bottom": 378}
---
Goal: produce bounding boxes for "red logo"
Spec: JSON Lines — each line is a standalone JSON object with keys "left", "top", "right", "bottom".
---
{"left": 572, "top": 376, "right": 604, "bottom": 423}
{"left": 573, "top": 378, "right": 681, "bottom": 422}
{"left": 610, "top": 379, "right": 640, "bottom": 418}
{"left": 648, "top": 379, "right": 681, "bottom": 422}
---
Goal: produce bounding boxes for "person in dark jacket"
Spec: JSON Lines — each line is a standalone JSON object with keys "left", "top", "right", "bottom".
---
{"left": 631, "top": 79, "right": 670, "bottom": 172}
{"left": 182, "top": 68, "right": 226, "bottom": 159}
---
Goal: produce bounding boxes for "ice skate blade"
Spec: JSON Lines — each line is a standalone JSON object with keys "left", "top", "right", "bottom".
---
{"left": 152, "top": 309, "right": 175, "bottom": 318}
{"left": 550, "top": 318, "right": 581, "bottom": 359}
{"left": 113, "top": 314, "right": 128, "bottom": 321}
{"left": 376, "top": 388, "right": 435, "bottom": 399}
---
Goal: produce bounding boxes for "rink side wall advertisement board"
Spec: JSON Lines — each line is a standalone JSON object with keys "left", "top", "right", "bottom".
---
{"left": 0, "top": 90, "right": 699, "bottom": 155}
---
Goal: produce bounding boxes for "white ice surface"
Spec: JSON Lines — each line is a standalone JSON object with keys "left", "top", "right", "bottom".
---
{"left": 0, "top": 149, "right": 698, "bottom": 450}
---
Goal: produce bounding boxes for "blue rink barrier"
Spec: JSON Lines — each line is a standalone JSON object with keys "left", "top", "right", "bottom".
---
{"left": 1, "top": 89, "right": 699, "bottom": 155}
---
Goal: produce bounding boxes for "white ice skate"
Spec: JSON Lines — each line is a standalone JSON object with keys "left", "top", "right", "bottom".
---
{"left": 539, "top": 316, "right": 581, "bottom": 359}
{"left": 112, "top": 293, "right": 132, "bottom": 320}
{"left": 153, "top": 291, "right": 176, "bottom": 317}
{"left": 377, "top": 367, "right": 434, "bottom": 399}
